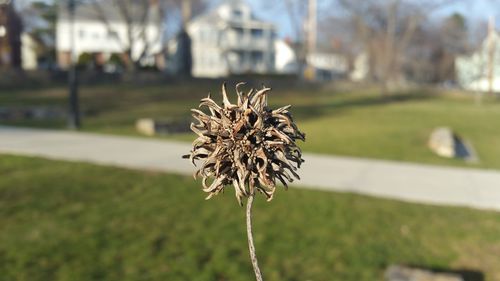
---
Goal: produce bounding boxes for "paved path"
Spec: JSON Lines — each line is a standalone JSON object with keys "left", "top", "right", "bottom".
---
{"left": 1, "top": 126, "right": 500, "bottom": 211}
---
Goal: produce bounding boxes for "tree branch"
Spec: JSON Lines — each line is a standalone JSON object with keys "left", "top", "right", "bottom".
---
{"left": 90, "top": 0, "right": 125, "bottom": 48}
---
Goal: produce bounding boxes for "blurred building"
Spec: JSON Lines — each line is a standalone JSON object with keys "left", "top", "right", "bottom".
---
{"left": 456, "top": 27, "right": 500, "bottom": 92}
{"left": 350, "top": 52, "right": 369, "bottom": 82}
{"left": 167, "top": 1, "right": 276, "bottom": 78}
{"left": 1, "top": 0, "right": 59, "bottom": 71}
{"left": 306, "top": 51, "right": 349, "bottom": 81}
{"left": 56, "top": 1, "right": 163, "bottom": 70}
{"left": 20, "top": 1, "right": 57, "bottom": 70}
{"left": 0, "top": 0, "right": 23, "bottom": 69}
{"left": 20, "top": 33, "right": 38, "bottom": 70}
{"left": 274, "top": 39, "right": 298, "bottom": 74}
{"left": 166, "top": 0, "right": 358, "bottom": 81}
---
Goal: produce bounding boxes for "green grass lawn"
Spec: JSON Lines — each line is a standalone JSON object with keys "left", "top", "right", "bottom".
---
{"left": 1, "top": 154, "right": 500, "bottom": 281}
{"left": 1, "top": 82, "right": 500, "bottom": 170}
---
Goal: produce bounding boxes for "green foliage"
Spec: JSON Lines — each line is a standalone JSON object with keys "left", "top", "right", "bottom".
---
{"left": 31, "top": 1, "right": 57, "bottom": 28}
{"left": 77, "top": 52, "right": 94, "bottom": 69}
{"left": 108, "top": 53, "right": 125, "bottom": 67}
{"left": 27, "top": 1, "right": 57, "bottom": 61}
{"left": 446, "top": 13, "right": 466, "bottom": 31}
{"left": 1, "top": 155, "right": 500, "bottom": 281}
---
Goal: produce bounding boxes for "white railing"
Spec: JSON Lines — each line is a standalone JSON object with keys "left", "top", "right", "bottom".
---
{"left": 224, "top": 33, "right": 269, "bottom": 50}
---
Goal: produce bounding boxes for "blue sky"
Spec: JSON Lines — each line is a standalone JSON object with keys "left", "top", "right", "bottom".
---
{"left": 246, "top": 0, "right": 500, "bottom": 39}
{"left": 435, "top": 0, "right": 499, "bottom": 21}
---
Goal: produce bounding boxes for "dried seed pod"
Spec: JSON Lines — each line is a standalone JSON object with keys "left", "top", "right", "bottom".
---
{"left": 183, "top": 83, "right": 305, "bottom": 205}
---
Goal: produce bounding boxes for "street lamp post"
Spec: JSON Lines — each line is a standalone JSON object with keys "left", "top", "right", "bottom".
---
{"left": 68, "top": 0, "right": 81, "bottom": 129}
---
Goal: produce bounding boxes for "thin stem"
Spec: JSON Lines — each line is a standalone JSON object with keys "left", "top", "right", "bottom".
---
{"left": 246, "top": 193, "right": 264, "bottom": 281}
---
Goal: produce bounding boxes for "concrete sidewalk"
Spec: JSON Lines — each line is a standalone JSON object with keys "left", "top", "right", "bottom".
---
{"left": 1, "top": 126, "right": 500, "bottom": 211}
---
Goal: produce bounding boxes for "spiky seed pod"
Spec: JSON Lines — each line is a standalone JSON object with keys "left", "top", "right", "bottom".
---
{"left": 183, "top": 82, "right": 305, "bottom": 205}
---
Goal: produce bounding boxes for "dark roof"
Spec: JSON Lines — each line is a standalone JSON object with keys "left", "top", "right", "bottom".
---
{"left": 58, "top": 1, "right": 153, "bottom": 23}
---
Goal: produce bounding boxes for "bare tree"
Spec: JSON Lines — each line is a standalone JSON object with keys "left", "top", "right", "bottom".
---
{"left": 334, "top": 0, "right": 462, "bottom": 93}
{"left": 250, "top": 0, "right": 308, "bottom": 77}
{"left": 430, "top": 13, "right": 469, "bottom": 82}
{"left": 278, "top": 0, "right": 309, "bottom": 77}
{"left": 88, "top": 0, "right": 164, "bottom": 70}
{"left": 89, "top": 0, "right": 208, "bottom": 71}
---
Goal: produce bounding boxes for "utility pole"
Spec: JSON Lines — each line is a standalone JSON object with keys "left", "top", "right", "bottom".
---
{"left": 68, "top": 0, "right": 81, "bottom": 129}
{"left": 181, "top": 0, "right": 192, "bottom": 26}
{"left": 305, "top": 0, "right": 317, "bottom": 81}
{"left": 487, "top": 16, "right": 496, "bottom": 97}
{"left": 307, "top": 0, "right": 316, "bottom": 56}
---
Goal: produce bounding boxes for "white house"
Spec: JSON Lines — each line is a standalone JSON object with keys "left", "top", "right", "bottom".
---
{"left": 350, "top": 52, "right": 369, "bottom": 81}
{"left": 168, "top": 1, "right": 276, "bottom": 78}
{"left": 306, "top": 51, "right": 349, "bottom": 81}
{"left": 56, "top": 1, "right": 163, "bottom": 69}
{"left": 21, "top": 33, "right": 38, "bottom": 70}
{"left": 456, "top": 30, "right": 500, "bottom": 92}
{"left": 274, "top": 39, "right": 298, "bottom": 74}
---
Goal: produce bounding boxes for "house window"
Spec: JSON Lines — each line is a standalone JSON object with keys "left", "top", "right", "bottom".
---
{"left": 79, "top": 29, "right": 85, "bottom": 38}
{"left": 251, "top": 29, "right": 263, "bottom": 38}
{"left": 233, "top": 27, "right": 244, "bottom": 36}
{"left": 251, "top": 51, "right": 263, "bottom": 63}
{"left": 271, "top": 31, "right": 277, "bottom": 40}
{"left": 233, "top": 9, "right": 242, "bottom": 18}
{"left": 108, "top": 31, "right": 118, "bottom": 39}
{"left": 269, "top": 54, "right": 275, "bottom": 66}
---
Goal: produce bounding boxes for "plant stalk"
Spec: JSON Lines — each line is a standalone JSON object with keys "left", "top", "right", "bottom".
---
{"left": 246, "top": 193, "right": 263, "bottom": 281}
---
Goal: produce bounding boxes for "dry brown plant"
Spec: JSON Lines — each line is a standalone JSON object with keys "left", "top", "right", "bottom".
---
{"left": 183, "top": 82, "right": 305, "bottom": 281}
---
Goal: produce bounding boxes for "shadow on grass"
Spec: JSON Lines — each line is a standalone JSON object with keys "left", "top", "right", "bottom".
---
{"left": 0, "top": 80, "right": 437, "bottom": 133}
{"left": 406, "top": 265, "right": 484, "bottom": 281}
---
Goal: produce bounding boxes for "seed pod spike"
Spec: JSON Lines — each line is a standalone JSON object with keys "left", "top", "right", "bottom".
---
{"left": 250, "top": 87, "right": 271, "bottom": 110}
{"left": 272, "top": 105, "right": 291, "bottom": 114}
{"left": 221, "top": 82, "right": 232, "bottom": 108}
{"left": 236, "top": 82, "right": 246, "bottom": 106}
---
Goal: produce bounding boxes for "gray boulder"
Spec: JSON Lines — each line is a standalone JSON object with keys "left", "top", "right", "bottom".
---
{"left": 136, "top": 118, "right": 190, "bottom": 136}
{"left": 428, "top": 127, "right": 478, "bottom": 163}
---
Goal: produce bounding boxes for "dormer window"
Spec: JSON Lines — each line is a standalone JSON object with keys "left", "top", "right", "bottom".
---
{"left": 251, "top": 29, "right": 263, "bottom": 38}
{"left": 108, "top": 31, "right": 118, "bottom": 39}
{"left": 233, "top": 27, "right": 244, "bottom": 36}
{"left": 232, "top": 9, "right": 242, "bottom": 18}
